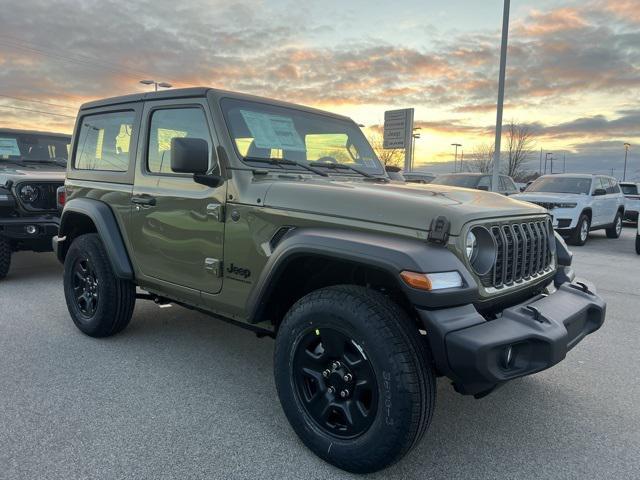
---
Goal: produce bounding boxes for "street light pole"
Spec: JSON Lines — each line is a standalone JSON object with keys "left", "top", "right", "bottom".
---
{"left": 140, "top": 80, "right": 173, "bottom": 91}
{"left": 451, "top": 143, "right": 462, "bottom": 172}
{"left": 491, "top": 0, "right": 510, "bottom": 192}
{"left": 623, "top": 143, "right": 631, "bottom": 181}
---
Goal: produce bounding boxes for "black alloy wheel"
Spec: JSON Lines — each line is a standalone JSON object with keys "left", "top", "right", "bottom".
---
{"left": 293, "top": 327, "right": 377, "bottom": 439}
{"left": 71, "top": 256, "right": 99, "bottom": 317}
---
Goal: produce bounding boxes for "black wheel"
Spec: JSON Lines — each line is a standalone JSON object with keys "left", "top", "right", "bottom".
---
{"left": 568, "top": 214, "right": 590, "bottom": 246}
{"left": 0, "top": 235, "right": 11, "bottom": 279}
{"left": 636, "top": 234, "right": 640, "bottom": 255}
{"left": 63, "top": 233, "right": 136, "bottom": 337}
{"left": 274, "top": 285, "right": 435, "bottom": 473}
{"left": 606, "top": 212, "right": 623, "bottom": 238}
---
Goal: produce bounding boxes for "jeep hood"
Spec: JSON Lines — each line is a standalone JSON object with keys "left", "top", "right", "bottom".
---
{"left": 0, "top": 164, "right": 66, "bottom": 187}
{"left": 262, "top": 178, "right": 547, "bottom": 235}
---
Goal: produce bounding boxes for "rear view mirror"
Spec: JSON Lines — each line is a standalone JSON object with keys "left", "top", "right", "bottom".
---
{"left": 170, "top": 137, "right": 209, "bottom": 174}
{"left": 593, "top": 188, "right": 607, "bottom": 196}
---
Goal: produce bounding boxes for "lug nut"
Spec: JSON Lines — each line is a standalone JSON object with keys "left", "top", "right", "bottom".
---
{"left": 343, "top": 374, "right": 352, "bottom": 382}
{"left": 331, "top": 361, "right": 340, "bottom": 369}
{"left": 327, "top": 386, "right": 336, "bottom": 394}
{"left": 322, "top": 369, "right": 331, "bottom": 378}
{"left": 340, "top": 389, "right": 349, "bottom": 398}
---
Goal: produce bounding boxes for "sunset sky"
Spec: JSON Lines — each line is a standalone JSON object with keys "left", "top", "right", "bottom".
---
{"left": 0, "top": 0, "right": 638, "bottom": 178}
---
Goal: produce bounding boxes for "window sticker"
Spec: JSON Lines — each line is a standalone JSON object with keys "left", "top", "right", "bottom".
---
{"left": 240, "top": 110, "right": 305, "bottom": 152}
{"left": 0, "top": 138, "right": 20, "bottom": 157}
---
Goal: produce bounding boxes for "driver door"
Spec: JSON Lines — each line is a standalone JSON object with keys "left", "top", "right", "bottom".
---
{"left": 129, "top": 100, "right": 226, "bottom": 300}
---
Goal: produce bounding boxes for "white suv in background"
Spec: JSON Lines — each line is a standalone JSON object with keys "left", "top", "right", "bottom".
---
{"left": 513, "top": 174, "right": 625, "bottom": 246}
{"left": 620, "top": 182, "right": 640, "bottom": 223}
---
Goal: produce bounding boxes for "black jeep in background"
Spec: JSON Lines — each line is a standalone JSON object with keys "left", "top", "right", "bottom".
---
{"left": 0, "top": 129, "right": 70, "bottom": 279}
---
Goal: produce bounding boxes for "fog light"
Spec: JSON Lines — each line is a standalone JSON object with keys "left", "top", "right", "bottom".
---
{"left": 25, "top": 225, "right": 37, "bottom": 235}
{"left": 503, "top": 345, "right": 514, "bottom": 368}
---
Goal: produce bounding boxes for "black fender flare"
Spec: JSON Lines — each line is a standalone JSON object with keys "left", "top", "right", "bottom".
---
{"left": 247, "top": 227, "right": 479, "bottom": 323}
{"left": 57, "top": 198, "right": 134, "bottom": 280}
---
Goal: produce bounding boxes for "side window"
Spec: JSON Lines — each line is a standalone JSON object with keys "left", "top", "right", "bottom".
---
{"left": 609, "top": 178, "right": 620, "bottom": 194}
{"left": 606, "top": 178, "right": 614, "bottom": 194}
{"left": 478, "top": 176, "right": 490, "bottom": 189}
{"left": 592, "top": 177, "right": 604, "bottom": 194}
{"left": 147, "top": 108, "right": 212, "bottom": 174}
{"left": 499, "top": 176, "right": 508, "bottom": 191}
{"left": 75, "top": 111, "right": 134, "bottom": 171}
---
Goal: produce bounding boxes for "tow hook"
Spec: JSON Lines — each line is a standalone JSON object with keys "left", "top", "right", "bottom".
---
{"left": 524, "top": 305, "right": 549, "bottom": 324}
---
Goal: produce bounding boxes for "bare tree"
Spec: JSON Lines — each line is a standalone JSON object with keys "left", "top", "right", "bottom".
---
{"left": 367, "top": 132, "right": 404, "bottom": 168}
{"left": 465, "top": 142, "right": 495, "bottom": 173}
{"left": 505, "top": 120, "right": 535, "bottom": 180}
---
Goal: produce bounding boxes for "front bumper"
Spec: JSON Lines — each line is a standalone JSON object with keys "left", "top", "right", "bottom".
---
{"left": 417, "top": 279, "right": 605, "bottom": 396}
{"left": 0, "top": 216, "right": 60, "bottom": 246}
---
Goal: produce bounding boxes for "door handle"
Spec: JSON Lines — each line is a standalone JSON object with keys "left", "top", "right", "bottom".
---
{"left": 131, "top": 195, "right": 156, "bottom": 206}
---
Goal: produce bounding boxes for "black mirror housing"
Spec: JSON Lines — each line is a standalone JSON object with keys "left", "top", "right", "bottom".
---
{"left": 593, "top": 188, "right": 607, "bottom": 196}
{"left": 477, "top": 185, "right": 489, "bottom": 191}
{"left": 170, "top": 137, "right": 209, "bottom": 174}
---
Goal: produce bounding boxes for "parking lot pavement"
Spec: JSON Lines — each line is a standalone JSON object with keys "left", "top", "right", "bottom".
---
{"left": 1, "top": 228, "right": 639, "bottom": 480}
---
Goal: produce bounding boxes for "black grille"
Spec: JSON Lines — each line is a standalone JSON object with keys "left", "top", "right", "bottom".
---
{"left": 481, "top": 219, "right": 554, "bottom": 289}
{"left": 15, "top": 182, "right": 63, "bottom": 211}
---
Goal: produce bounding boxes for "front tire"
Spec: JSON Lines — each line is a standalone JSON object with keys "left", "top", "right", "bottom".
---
{"left": 568, "top": 214, "right": 590, "bottom": 246}
{"left": 0, "top": 236, "right": 11, "bottom": 279}
{"left": 606, "top": 211, "right": 623, "bottom": 238}
{"left": 636, "top": 234, "right": 640, "bottom": 255}
{"left": 274, "top": 286, "right": 435, "bottom": 473}
{"left": 63, "top": 233, "right": 136, "bottom": 337}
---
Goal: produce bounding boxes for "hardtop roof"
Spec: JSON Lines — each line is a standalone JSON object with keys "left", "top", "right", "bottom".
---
{"left": 79, "top": 87, "right": 352, "bottom": 121}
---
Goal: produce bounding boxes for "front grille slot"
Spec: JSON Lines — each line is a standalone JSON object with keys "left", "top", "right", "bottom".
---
{"left": 482, "top": 219, "right": 553, "bottom": 289}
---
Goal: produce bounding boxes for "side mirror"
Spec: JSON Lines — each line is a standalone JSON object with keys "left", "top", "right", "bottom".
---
{"left": 170, "top": 137, "right": 209, "bottom": 174}
{"left": 477, "top": 185, "right": 489, "bottom": 191}
{"left": 593, "top": 188, "right": 607, "bottom": 196}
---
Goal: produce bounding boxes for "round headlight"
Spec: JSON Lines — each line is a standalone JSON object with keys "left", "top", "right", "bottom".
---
{"left": 465, "top": 230, "right": 477, "bottom": 261}
{"left": 19, "top": 184, "right": 40, "bottom": 203}
{"left": 465, "top": 226, "right": 497, "bottom": 276}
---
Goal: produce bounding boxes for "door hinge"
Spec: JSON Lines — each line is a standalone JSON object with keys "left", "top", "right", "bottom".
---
{"left": 206, "top": 203, "right": 225, "bottom": 222}
{"left": 204, "top": 258, "right": 222, "bottom": 277}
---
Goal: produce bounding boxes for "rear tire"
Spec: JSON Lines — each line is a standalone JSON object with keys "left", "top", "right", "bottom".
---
{"left": 636, "top": 234, "right": 640, "bottom": 255}
{"left": 568, "top": 214, "right": 590, "bottom": 246}
{"left": 274, "top": 285, "right": 435, "bottom": 473}
{"left": 63, "top": 233, "right": 136, "bottom": 337}
{"left": 0, "top": 236, "right": 11, "bottom": 279}
{"left": 606, "top": 212, "right": 623, "bottom": 238}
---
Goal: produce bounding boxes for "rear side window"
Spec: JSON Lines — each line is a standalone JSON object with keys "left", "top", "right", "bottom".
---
{"left": 75, "top": 111, "right": 134, "bottom": 171}
{"left": 608, "top": 178, "right": 620, "bottom": 194}
{"left": 147, "top": 107, "right": 212, "bottom": 174}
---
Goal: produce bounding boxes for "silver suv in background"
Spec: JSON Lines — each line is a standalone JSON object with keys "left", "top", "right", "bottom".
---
{"left": 513, "top": 174, "right": 625, "bottom": 246}
{"left": 620, "top": 182, "right": 639, "bottom": 223}
{"left": 431, "top": 172, "right": 520, "bottom": 195}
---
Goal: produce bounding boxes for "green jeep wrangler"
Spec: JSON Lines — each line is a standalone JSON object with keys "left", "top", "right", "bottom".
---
{"left": 54, "top": 88, "right": 605, "bottom": 473}
{"left": 0, "top": 128, "right": 70, "bottom": 279}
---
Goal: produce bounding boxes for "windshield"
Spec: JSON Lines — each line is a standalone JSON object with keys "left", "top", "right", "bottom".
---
{"left": 431, "top": 174, "right": 483, "bottom": 188}
{"left": 0, "top": 132, "right": 70, "bottom": 164}
{"left": 526, "top": 177, "right": 591, "bottom": 195}
{"left": 220, "top": 98, "right": 384, "bottom": 174}
{"left": 621, "top": 184, "right": 638, "bottom": 195}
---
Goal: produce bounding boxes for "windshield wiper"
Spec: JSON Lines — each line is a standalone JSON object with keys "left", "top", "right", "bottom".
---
{"left": 243, "top": 156, "right": 328, "bottom": 177}
{"left": 21, "top": 158, "right": 67, "bottom": 167}
{"left": 309, "top": 161, "right": 388, "bottom": 181}
{"left": 0, "top": 159, "right": 35, "bottom": 169}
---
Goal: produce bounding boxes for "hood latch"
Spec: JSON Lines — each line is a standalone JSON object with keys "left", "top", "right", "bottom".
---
{"left": 428, "top": 216, "right": 450, "bottom": 245}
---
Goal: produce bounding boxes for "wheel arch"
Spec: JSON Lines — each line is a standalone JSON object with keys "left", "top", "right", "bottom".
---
{"left": 58, "top": 198, "right": 134, "bottom": 280}
{"left": 246, "top": 228, "right": 478, "bottom": 328}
